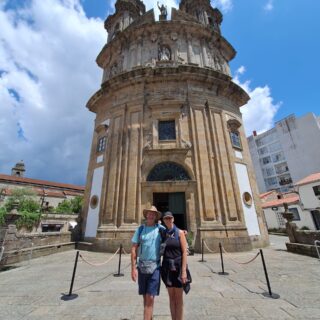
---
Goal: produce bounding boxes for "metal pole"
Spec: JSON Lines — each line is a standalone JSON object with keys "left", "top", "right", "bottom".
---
{"left": 114, "top": 244, "right": 124, "bottom": 277}
{"left": 218, "top": 242, "right": 228, "bottom": 275}
{"left": 61, "top": 251, "right": 79, "bottom": 300}
{"left": 68, "top": 250, "right": 80, "bottom": 296}
{"left": 260, "top": 249, "right": 280, "bottom": 299}
{"left": 199, "top": 239, "right": 206, "bottom": 262}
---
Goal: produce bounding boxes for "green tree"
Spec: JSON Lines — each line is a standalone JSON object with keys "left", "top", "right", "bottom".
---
{"left": 56, "top": 196, "right": 83, "bottom": 214}
{"left": 70, "top": 196, "right": 83, "bottom": 214}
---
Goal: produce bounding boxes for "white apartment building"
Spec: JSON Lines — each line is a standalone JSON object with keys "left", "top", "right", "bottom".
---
{"left": 248, "top": 113, "right": 320, "bottom": 193}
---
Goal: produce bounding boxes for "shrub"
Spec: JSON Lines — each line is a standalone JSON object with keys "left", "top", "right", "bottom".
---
{"left": 0, "top": 207, "right": 6, "bottom": 226}
{"left": 300, "top": 226, "right": 310, "bottom": 231}
{"left": 56, "top": 200, "right": 73, "bottom": 214}
{"left": 3, "top": 188, "right": 41, "bottom": 230}
{"left": 16, "top": 211, "right": 41, "bottom": 231}
{"left": 5, "top": 188, "right": 39, "bottom": 212}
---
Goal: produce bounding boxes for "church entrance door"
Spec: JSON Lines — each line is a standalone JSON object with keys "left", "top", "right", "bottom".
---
{"left": 153, "top": 192, "right": 186, "bottom": 230}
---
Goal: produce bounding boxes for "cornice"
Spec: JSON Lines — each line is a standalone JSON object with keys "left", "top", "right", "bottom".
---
{"left": 86, "top": 65, "right": 249, "bottom": 113}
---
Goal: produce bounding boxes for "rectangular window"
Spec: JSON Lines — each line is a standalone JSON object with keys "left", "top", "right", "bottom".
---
{"left": 263, "top": 167, "right": 275, "bottom": 177}
{"left": 258, "top": 146, "right": 268, "bottom": 156}
{"left": 289, "top": 208, "right": 301, "bottom": 221}
{"left": 275, "top": 163, "right": 289, "bottom": 175}
{"left": 97, "top": 136, "right": 106, "bottom": 153}
{"left": 230, "top": 132, "right": 242, "bottom": 149}
{"left": 313, "top": 185, "right": 320, "bottom": 196}
{"left": 278, "top": 174, "right": 293, "bottom": 186}
{"left": 276, "top": 212, "right": 286, "bottom": 228}
{"left": 159, "top": 120, "right": 176, "bottom": 141}
{"left": 265, "top": 177, "right": 278, "bottom": 187}
{"left": 271, "top": 152, "right": 285, "bottom": 163}
{"left": 261, "top": 156, "right": 272, "bottom": 165}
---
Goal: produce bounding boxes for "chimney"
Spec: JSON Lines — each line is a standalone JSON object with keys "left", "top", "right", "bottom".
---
{"left": 253, "top": 130, "right": 257, "bottom": 136}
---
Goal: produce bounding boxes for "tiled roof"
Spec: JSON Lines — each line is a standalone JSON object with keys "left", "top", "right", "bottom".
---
{"left": 0, "top": 174, "right": 85, "bottom": 192}
{"left": 295, "top": 172, "right": 320, "bottom": 187}
{"left": 261, "top": 195, "right": 300, "bottom": 209}
{"left": 1, "top": 188, "right": 67, "bottom": 198}
{"left": 259, "top": 190, "right": 275, "bottom": 199}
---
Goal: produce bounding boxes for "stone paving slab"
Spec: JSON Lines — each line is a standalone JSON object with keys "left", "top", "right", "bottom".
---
{"left": 0, "top": 235, "right": 319, "bottom": 319}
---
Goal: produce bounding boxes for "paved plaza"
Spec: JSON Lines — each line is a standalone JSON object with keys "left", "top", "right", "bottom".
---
{"left": 0, "top": 235, "right": 319, "bottom": 320}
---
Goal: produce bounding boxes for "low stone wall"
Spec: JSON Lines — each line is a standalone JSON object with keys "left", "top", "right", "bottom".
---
{"left": 285, "top": 221, "right": 320, "bottom": 258}
{"left": 0, "top": 225, "right": 75, "bottom": 266}
{"left": 292, "top": 230, "right": 320, "bottom": 245}
{"left": 286, "top": 242, "right": 319, "bottom": 258}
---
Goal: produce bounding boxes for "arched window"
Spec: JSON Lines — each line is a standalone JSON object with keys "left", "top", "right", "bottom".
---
{"left": 147, "top": 162, "right": 190, "bottom": 182}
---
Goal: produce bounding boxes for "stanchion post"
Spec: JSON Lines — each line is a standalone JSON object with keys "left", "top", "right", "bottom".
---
{"left": 199, "top": 239, "right": 206, "bottom": 262}
{"left": 61, "top": 250, "right": 79, "bottom": 300}
{"left": 218, "top": 242, "right": 228, "bottom": 275}
{"left": 114, "top": 244, "right": 124, "bottom": 277}
{"left": 260, "top": 249, "right": 280, "bottom": 299}
{"left": 69, "top": 250, "right": 79, "bottom": 296}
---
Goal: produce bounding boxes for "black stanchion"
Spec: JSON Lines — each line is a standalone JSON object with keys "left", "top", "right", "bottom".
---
{"left": 198, "top": 239, "right": 206, "bottom": 262}
{"left": 218, "top": 242, "right": 229, "bottom": 275}
{"left": 114, "top": 244, "right": 124, "bottom": 277}
{"left": 61, "top": 250, "right": 79, "bottom": 301}
{"left": 260, "top": 249, "right": 280, "bottom": 299}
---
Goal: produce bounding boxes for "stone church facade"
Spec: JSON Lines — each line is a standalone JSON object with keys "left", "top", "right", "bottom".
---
{"left": 82, "top": 0, "right": 269, "bottom": 252}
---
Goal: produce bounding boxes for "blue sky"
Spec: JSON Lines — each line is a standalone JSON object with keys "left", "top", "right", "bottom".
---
{"left": 0, "top": 0, "right": 319, "bottom": 185}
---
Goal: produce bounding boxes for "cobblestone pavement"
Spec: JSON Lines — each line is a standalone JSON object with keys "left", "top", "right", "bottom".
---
{"left": 0, "top": 235, "right": 319, "bottom": 320}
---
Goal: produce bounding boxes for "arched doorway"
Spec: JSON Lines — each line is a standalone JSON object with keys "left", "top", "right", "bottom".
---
{"left": 147, "top": 162, "right": 190, "bottom": 229}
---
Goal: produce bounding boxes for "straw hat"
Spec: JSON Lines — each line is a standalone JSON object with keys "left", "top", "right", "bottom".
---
{"left": 143, "top": 205, "right": 161, "bottom": 221}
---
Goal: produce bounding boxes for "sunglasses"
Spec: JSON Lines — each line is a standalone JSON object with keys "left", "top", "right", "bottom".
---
{"left": 163, "top": 216, "right": 173, "bottom": 220}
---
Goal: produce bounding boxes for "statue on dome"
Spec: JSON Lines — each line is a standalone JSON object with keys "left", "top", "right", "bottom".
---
{"left": 157, "top": 2, "right": 167, "bottom": 20}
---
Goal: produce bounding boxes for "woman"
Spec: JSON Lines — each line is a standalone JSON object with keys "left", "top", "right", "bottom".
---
{"left": 161, "top": 211, "right": 189, "bottom": 320}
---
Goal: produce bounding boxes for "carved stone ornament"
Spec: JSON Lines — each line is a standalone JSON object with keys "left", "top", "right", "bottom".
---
{"left": 227, "top": 119, "right": 242, "bottom": 132}
{"left": 144, "top": 131, "right": 153, "bottom": 150}
{"left": 95, "top": 123, "right": 109, "bottom": 134}
{"left": 171, "top": 32, "right": 178, "bottom": 41}
{"left": 158, "top": 45, "right": 171, "bottom": 61}
{"left": 181, "top": 138, "right": 192, "bottom": 149}
{"left": 151, "top": 33, "right": 158, "bottom": 43}
{"left": 109, "top": 57, "right": 124, "bottom": 77}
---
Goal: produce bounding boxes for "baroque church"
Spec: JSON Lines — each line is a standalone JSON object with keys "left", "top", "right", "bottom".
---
{"left": 81, "top": 0, "right": 269, "bottom": 252}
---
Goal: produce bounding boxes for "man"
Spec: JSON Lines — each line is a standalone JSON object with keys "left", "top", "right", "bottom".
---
{"left": 131, "top": 205, "right": 164, "bottom": 320}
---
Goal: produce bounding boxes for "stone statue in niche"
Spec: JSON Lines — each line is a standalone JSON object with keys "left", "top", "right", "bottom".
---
{"left": 109, "top": 57, "right": 123, "bottom": 77}
{"left": 158, "top": 45, "right": 171, "bottom": 61}
{"left": 144, "top": 131, "right": 153, "bottom": 150}
{"left": 181, "top": 138, "right": 192, "bottom": 149}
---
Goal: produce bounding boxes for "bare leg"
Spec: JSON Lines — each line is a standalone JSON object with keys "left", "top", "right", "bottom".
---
{"left": 144, "top": 294, "right": 155, "bottom": 320}
{"left": 173, "top": 288, "right": 184, "bottom": 320}
{"left": 167, "top": 288, "right": 176, "bottom": 320}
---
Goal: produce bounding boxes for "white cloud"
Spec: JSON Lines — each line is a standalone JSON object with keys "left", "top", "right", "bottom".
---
{"left": 214, "top": 0, "right": 233, "bottom": 13}
{"left": 0, "top": 0, "right": 106, "bottom": 185}
{"left": 264, "top": 0, "right": 274, "bottom": 11}
{"left": 234, "top": 67, "right": 280, "bottom": 136}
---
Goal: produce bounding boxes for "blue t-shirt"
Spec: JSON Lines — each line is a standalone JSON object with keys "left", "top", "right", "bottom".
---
{"left": 132, "top": 224, "right": 165, "bottom": 262}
